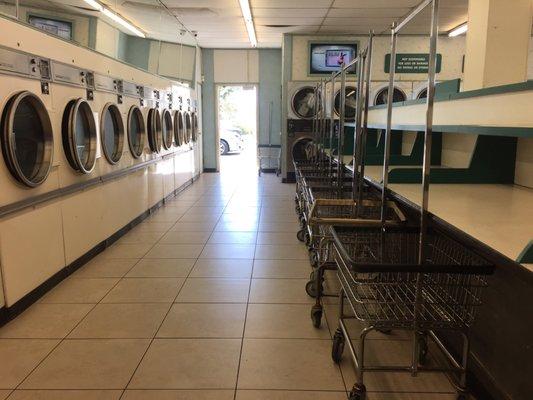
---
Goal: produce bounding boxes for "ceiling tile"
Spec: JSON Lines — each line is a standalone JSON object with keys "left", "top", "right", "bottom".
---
{"left": 255, "top": 17, "right": 324, "bottom": 25}
{"left": 251, "top": 0, "right": 332, "bottom": 8}
{"left": 327, "top": 8, "right": 411, "bottom": 18}
{"left": 252, "top": 8, "right": 328, "bottom": 18}
{"left": 332, "top": 0, "right": 420, "bottom": 7}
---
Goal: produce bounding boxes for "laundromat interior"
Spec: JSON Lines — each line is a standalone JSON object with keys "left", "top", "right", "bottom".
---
{"left": 0, "top": 0, "right": 532, "bottom": 399}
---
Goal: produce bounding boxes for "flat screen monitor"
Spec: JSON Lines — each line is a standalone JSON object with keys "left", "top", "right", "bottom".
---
{"left": 309, "top": 43, "right": 358, "bottom": 75}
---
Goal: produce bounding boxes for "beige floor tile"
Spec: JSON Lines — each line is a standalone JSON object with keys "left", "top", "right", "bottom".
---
{"left": 256, "top": 232, "right": 301, "bottom": 245}
{"left": 69, "top": 303, "right": 170, "bottom": 338}
{"left": 102, "top": 278, "right": 184, "bottom": 303}
{"left": 190, "top": 259, "right": 253, "bottom": 278}
{"left": 131, "top": 222, "right": 174, "bottom": 233}
{"left": 185, "top": 206, "right": 225, "bottom": 215}
{"left": 129, "top": 339, "right": 241, "bottom": 389}
{"left": 21, "top": 339, "right": 149, "bottom": 389}
{"left": 0, "top": 390, "right": 10, "bottom": 400}
{"left": 158, "top": 231, "right": 211, "bottom": 244}
{"left": 255, "top": 244, "right": 308, "bottom": 260}
{"left": 176, "top": 278, "right": 250, "bottom": 303}
{"left": 145, "top": 212, "right": 184, "bottom": 223}
{"left": 208, "top": 231, "right": 257, "bottom": 244}
{"left": 249, "top": 279, "right": 313, "bottom": 304}
{"left": 144, "top": 244, "right": 204, "bottom": 259}
{"left": 219, "top": 214, "right": 260, "bottom": 224}
{"left": 39, "top": 278, "right": 119, "bottom": 304}
{"left": 252, "top": 260, "right": 310, "bottom": 279}
{"left": 199, "top": 244, "right": 256, "bottom": 259}
{"left": 245, "top": 304, "right": 330, "bottom": 339}
{"left": 170, "top": 221, "right": 217, "bottom": 232}
{"left": 0, "top": 339, "right": 59, "bottom": 389}
{"left": 121, "top": 390, "right": 234, "bottom": 400}
{"left": 258, "top": 222, "right": 301, "bottom": 232}
{"left": 178, "top": 213, "right": 221, "bottom": 223}
{"left": 7, "top": 390, "right": 122, "bottom": 399}
{"left": 157, "top": 303, "right": 246, "bottom": 338}
{"left": 101, "top": 244, "right": 152, "bottom": 259}
{"left": 235, "top": 390, "right": 347, "bottom": 400}
{"left": 73, "top": 258, "right": 138, "bottom": 278}
{"left": 238, "top": 339, "right": 345, "bottom": 391}
{"left": 117, "top": 231, "right": 165, "bottom": 245}
{"left": 0, "top": 304, "right": 92, "bottom": 339}
{"left": 126, "top": 259, "right": 195, "bottom": 278}
{"left": 214, "top": 220, "right": 258, "bottom": 232}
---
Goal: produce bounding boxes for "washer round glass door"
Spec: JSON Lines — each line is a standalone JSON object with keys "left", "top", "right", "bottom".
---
{"left": 184, "top": 112, "right": 192, "bottom": 144}
{"left": 101, "top": 103, "right": 124, "bottom": 164}
{"left": 127, "top": 106, "right": 145, "bottom": 158}
{"left": 147, "top": 108, "right": 162, "bottom": 153}
{"left": 374, "top": 87, "right": 406, "bottom": 106}
{"left": 173, "top": 110, "right": 184, "bottom": 146}
{"left": 0, "top": 91, "right": 53, "bottom": 187}
{"left": 291, "top": 86, "right": 319, "bottom": 119}
{"left": 161, "top": 109, "right": 173, "bottom": 149}
{"left": 334, "top": 86, "right": 357, "bottom": 121}
{"left": 191, "top": 111, "right": 198, "bottom": 142}
{"left": 62, "top": 98, "right": 97, "bottom": 174}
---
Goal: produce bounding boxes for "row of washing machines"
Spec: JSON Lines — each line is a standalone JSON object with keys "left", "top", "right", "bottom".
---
{"left": 0, "top": 45, "right": 201, "bottom": 309}
{"left": 0, "top": 46, "right": 199, "bottom": 207}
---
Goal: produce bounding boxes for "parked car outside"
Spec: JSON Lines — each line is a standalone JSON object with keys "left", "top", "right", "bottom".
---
{"left": 220, "top": 128, "right": 244, "bottom": 155}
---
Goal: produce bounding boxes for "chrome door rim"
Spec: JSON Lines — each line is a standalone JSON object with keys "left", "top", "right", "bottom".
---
{"left": 161, "top": 109, "right": 173, "bottom": 150}
{"left": 147, "top": 108, "right": 162, "bottom": 153}
{"left": 184, "top": 112, "right": 192, "bottom": 144}
{"left": 173, "top": 110, "right": 183, "bottom": 146}
{"left": 127, "top": 105, "right": 145, "bottom": 159}
{"left": 63, "top": 98, "right": 97, "bottom": 174}
{"left": 101, "top": 103, "right": 124, "bottom": 165}
{"left": 0, "top": 91, "right": 54, "bottom": 187}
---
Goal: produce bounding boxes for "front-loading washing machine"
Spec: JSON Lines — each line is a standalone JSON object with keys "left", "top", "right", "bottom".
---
{"left": 370, "top": 81, "right": 413, "bottom": 106}
{"left": 412, "top": 82, "right": 429, "bottom": 100}
{"left": 287, "top": 81, "right": 320, "bottom": 120}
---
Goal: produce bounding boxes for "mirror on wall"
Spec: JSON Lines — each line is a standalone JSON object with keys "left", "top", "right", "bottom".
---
{"left": 0, "top": 0, "right": 197, "bottom": 83}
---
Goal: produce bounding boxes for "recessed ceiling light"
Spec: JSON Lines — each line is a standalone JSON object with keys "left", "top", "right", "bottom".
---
{"left": 448, "top": 22, "right": 468, "bottom": 37}
{"left": 238, "top": 0, "right": 257, "bottom": 47}
{"left": 83, "top": 0, "right": 145, "bottom": 38}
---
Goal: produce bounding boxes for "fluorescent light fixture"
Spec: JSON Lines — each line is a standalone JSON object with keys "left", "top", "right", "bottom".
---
{"left": 83, "top": 0, "right": 145, "bottom": 38}
{"left": 238, "top": 0, "right": 257, "bottom": 47}
{"left": 83, "top": 0, "right": 103, "bottom": 11}
{"left": 448, "top": 23, "right": 468, "bottom": 37}
{"left": 102, "top": 8, "right": 145, "bottom": 37}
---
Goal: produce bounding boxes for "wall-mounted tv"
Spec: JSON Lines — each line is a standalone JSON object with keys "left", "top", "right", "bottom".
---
{"left": 309, "top": 42, "right": 358, "bottom": 75}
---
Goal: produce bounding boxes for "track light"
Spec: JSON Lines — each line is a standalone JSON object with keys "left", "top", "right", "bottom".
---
{"left": 238, "top": 0, "right": 257, "bottom": 47}
{"left": 83, "top": 0, "right": 145, "bottom": 38}
{"left": 448, "top": 23, "right": 468, "bottom": 37}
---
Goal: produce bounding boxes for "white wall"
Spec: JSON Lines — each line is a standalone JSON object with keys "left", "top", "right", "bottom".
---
{"left": 213, "top": 49, "right": 259, "bottom": 83}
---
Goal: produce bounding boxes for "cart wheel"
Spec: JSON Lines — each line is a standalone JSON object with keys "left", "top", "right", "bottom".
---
{"left": 305, "top": 280, "right": 317, "bottom": 298}
{"left": 309, "top": 270, "right": 315, "bottom": 280}
{"left": 418, "top": 334, "right": 429, "bottom": 365}
{"left": 332, "top": 329, "right": 345, "bottom": 363}
{"left": 310, "top": 305, "right": 322, "bottom": 328}
{"left": 304, "top": 232, "right": 311, "bottom": 247}
{"left": 348, "top": 384, "right": 367, "bottom": 400}
{"left": 296, "top": 229, "right": 306, "bottom": 242}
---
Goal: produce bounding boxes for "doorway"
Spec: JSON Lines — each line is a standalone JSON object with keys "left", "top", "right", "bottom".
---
{"left": 216, "top": 84, "right": 257, "bottom": 174}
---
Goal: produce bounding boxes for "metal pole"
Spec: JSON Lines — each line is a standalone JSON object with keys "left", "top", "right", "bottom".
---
{"left": 329, "top": 72, "right": 336, "bottom": 176}
{"left": 419, "top": 0, "right": 439, "bottom": 263}
{"left": 312, "top": 83, "right": 319, "bottom": 161}
{"left": 358, "top": 31, "right": 374, "bottom": 210}
{"left": 353, "top": 52, "right": 366, "bottom": 203}
{"left": 380, "top": 23, "right": 397, "bottom": 225}
{"left": 337, "top": 65, "right": 347, "bottom": 190}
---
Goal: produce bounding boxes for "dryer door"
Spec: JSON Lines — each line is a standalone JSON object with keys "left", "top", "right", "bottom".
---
{"left": 147, "top": 108, "right": 162, "bottom": 153}
{"left": 101, "top": 103, "right": 124, "bottom": 164}
{"left": 161, "top": 109, "right": 173, "bottom": 150}
{"left": 184, "top": 112, "right": 192, "bottom": 144}
{"left": 62, "top": 98, "right": 97, "bottom": 174}
{"left": 334, "top": 86, "right": 357, "bottom": 121}
{"left": 291, "top": 86, "right": 319, "bottom": 119}
{"left": 127, "top": 105, "right": 145, "bottom": 158}
{"left": 173, "top": 110, "right": 184, "bottom": 146}
{"left": 1, "top": 91, "right": 54, "bottom": 187}
{"left": 374, "top": 87, "right": 406, "bottom": 106}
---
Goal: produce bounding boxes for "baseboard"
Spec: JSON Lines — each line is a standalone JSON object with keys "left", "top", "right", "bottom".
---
{"left": 0, "top": 175, "right": 198, "bottom": 327}
{"left": 282, "top": 172, "right": 296, "bottom": 183}
{"left": 203, "top": 168, "right": 218, "bottom": 173}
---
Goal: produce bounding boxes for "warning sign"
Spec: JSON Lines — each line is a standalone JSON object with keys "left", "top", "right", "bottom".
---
{"left": 384, "top": 53, "right": 442, "bottom": 74}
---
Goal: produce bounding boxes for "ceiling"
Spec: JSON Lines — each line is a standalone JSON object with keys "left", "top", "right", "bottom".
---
{"left": 158, "top": 0, "right": 469, "bottom": 48}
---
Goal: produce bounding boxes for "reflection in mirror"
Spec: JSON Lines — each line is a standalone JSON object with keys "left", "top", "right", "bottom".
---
{"left": 0, "top": 0, "right": 197, "bottom": 83}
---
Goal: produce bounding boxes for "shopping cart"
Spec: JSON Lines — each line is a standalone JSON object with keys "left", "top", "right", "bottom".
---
{"left": 257, "top": 144, "right": 281, "bottom": 176}
{"left": 329, "top": 4, "right": 495, "bottom": 399}
{"left": 330, "top": 225, "right": 493, "bottom": 399}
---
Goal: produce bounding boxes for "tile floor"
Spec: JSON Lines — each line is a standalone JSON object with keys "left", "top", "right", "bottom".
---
{"left": 0, "top": 167, "right": 458, "bottom": 399}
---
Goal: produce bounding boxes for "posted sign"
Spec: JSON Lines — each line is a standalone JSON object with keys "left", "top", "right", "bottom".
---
{"left": 384, "top": 53, "right": 442, "bottom": 73}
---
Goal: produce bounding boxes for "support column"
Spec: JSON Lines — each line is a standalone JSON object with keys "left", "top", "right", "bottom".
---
{"left": 463, "top": 0, "right": 532, "bottom": 90}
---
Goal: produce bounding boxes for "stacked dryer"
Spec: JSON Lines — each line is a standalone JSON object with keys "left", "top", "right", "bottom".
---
{"left": 286, "top": 81, "right": 320, "bottom": 180}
